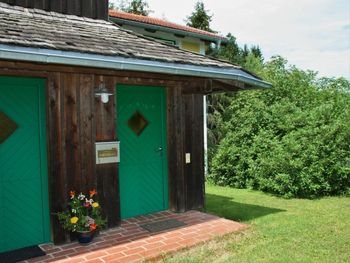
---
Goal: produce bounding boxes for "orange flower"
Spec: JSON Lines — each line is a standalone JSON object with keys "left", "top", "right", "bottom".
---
{"left": 89, "top": 189, "right": 97, "bottom": 198}
{"left": 89, "top": 223, "right": 97, "bottom": 231}
{"left": 69, "top": 190, "right": 75, "bottom": 199}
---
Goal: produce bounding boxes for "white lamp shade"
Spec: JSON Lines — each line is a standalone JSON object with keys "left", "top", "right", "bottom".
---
{"left": 101, "top": 93, "right": 109, "bottom": 103}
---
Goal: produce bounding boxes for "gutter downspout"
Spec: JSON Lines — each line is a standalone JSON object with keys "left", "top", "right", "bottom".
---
{"left": 216, "top": 40, "right": 222, "bottom": 50}
{"left": 204, "top": 95, "right": 208, "bottom": 176}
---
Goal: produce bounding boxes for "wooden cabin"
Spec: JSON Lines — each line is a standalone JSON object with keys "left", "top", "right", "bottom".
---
{"left": 0, "top": 0, "right": 270, "bottom": 252}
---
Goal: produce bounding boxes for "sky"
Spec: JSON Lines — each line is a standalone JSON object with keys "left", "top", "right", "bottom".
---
{"left": 112, "top": 0, "right": 350, "bottom": 79}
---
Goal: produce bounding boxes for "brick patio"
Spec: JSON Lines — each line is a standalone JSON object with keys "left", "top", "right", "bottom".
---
{"left": 24, "top": 210, "right": 247, "bottom": 263}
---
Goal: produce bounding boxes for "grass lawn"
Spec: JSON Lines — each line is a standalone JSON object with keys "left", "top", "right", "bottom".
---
{"left": 163, "top": 184, "right": 350, "bottom": 263}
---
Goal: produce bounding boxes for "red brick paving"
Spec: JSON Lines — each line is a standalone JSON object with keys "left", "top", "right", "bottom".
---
{"left": 23, "top": 210, "right": 247, "bottom": 263}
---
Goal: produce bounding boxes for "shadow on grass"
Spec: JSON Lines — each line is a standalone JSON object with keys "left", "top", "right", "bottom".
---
{"left": 204, "top": 193, "right": 286, "bottom": 222}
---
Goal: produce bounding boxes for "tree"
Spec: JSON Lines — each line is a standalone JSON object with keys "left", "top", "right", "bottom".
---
{"left": 244, "top": 52, "right": 264, "bottom": 74}
{"left": 241, "top": 44, "right": 249, "bottom": 60}
{"left": 109, "top": 2, "right": 116, "bottom": 10}
{"left": 123, "top": 0, "right": 152, "bottom": 16}
{"left": 250, "top": 45, "right": 263, "bottom": 61}
{"left": 207, "top": 34, "right": 258, "bottom": 168}
{"left": 217, "top": 33, "right": 242, "bottom": 64}
{"left": 109, "top": 0, "right": 127, "bottom": 10}
{"left": 208, "top": 56, "right": 350, "bottom": 198}
{"left": 110, "top": 0, "right": 152, "bottom": 16}
{"left": 186, "top": 1, "right": 215, "bottom": 32}
{"left": 207, "top": 92, "right": 233, "bottom": 165}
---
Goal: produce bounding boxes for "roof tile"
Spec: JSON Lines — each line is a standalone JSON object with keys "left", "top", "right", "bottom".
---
{"left": 108, "top": 9, "right": 227, "bottom": 41}
{"left": 0, "top": 2, "right": 236, "bottom": 69}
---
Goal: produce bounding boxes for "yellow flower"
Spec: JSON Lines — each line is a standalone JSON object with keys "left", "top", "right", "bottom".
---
{"left": 92, "top": 202, "right": 99, "bottom": 208}
{"left": 70, "top": 217, "right": 79, "bottom": 224}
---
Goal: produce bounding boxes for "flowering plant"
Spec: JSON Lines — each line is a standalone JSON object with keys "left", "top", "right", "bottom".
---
{"left": 57, "top": 189, "right": 107, "bottom": 232}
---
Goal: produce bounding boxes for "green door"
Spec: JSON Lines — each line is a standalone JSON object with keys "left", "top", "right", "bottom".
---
{"left": 0, "top": 76, "right": 50, "bottom": 252}
{"left": 117, "top": 85, "right": 168, "bottom": 219}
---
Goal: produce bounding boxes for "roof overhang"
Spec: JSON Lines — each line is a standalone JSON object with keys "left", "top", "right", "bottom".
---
{"left": 109, "top": 17, "right": 228, "bottom": 45}
{"left": 0, "top": 44, "right": 271, "bottom": 89}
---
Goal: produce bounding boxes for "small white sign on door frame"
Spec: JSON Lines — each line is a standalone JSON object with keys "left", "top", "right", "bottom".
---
{"left": 95, "top": 141, "right": 120, "bottom": 164}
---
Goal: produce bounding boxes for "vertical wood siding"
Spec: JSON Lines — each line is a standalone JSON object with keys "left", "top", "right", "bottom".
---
{"left": 0, "top": 62, "right": 205, "bottom": 244}
{"left": 167, "top": 88, "right": 205, "bottom": 212}
{"left": 167, "top": 86, "right": 186, "bottom": 212}
{"left": 47, "top": 72, "right": 119, "bottom": 243}
{"left": 0, "top": 0, "right": 108, "bottom": 20}
{"left": 95, "top": 76, "right": 120, "bottom": 232}
{"left": 184, "top": 94, "right": 205, "bottom": 210}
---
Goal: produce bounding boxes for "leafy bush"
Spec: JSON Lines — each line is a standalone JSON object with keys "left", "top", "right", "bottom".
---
{"left": 208, "top": 57, "right": 350, "bottom": 198}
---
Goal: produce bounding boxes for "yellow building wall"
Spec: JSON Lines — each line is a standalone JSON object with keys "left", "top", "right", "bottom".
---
{"left": 181, "top": 41, "right": 201, "bottom": 54}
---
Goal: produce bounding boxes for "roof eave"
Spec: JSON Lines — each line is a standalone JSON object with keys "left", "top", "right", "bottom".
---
{"left": 109, "top": 17, "right": 228, "bottom": 44}
{"left": 0, "top": 44, "right": 271, "bottom": 89}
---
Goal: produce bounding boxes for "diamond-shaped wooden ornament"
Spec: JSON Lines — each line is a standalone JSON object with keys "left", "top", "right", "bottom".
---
{"left": 128, "top": 111, "right": 148, "bottom": 136}
{"left": 0, "top": 111, "right": 18, "bottom": 144}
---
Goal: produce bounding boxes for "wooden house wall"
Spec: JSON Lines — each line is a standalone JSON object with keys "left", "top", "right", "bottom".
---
{"left": 47, "top": 73, "right": 119, "bottom": 243}
{"left": 0, "top": 60, "right": 205, "bottom": 244}
{"left": 0, "top": 0, "right": 108, "bottom": 20}
{"left": 167, "top": 91, "right": 205, "bottom": 212}
{"left": 184, "top": 95, "right": 205, "bottom": 210}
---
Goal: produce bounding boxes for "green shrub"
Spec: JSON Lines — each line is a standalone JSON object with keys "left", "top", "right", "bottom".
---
{"left": 208, "top": 57, "right": 350, "bottom": 198}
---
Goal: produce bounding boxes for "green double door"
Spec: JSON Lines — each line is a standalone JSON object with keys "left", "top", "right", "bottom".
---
{"left": 0, "top": 76, "right": 50, "bottom": 252}
{"left": 117, "top": 85, "right": 168, "bottom": 219}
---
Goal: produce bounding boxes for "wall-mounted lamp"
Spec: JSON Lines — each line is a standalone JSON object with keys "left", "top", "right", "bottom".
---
{"left": 94, "top": 81, "right": 113, "bottom": 104}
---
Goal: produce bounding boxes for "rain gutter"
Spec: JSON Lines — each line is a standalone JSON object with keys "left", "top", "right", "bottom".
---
{"left": 0, "top": 44, "right": 271, "bottom": 89}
